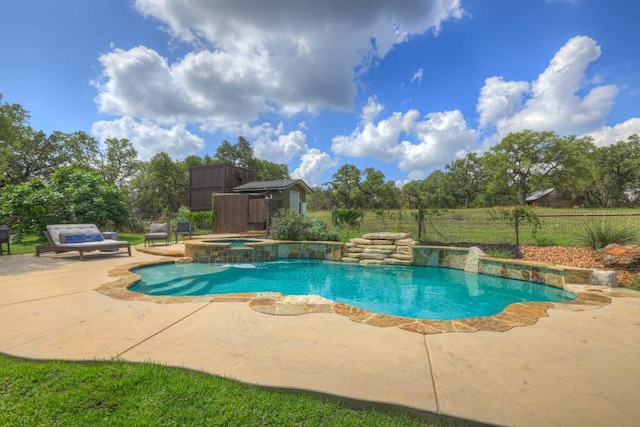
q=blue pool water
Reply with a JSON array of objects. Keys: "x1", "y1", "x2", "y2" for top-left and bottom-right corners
[{"x1": 129, "y1": 259, "x2": 575, "y2": 320}]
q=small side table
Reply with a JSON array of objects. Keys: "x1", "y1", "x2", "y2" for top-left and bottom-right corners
[{"x1": 0, "y1": 225, "x2": 10, "y2": 255}]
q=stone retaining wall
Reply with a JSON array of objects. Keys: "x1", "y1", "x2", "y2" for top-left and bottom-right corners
[
  {"x1": 413, "y1": 245, "x2": 617, "y2": 288},
  {"x1": 184, "y1": 240, "x2": 343, "y2": 264}
]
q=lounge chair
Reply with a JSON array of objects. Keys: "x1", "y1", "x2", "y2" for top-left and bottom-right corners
[
  {"x1": 174, "y1": 220, "x2": 192, "y2": 243},
  {"x1": 144, "y1": 222, "x2": 170, "y2": 246},
  {"x1": 36, "y1": 224, "x2": 131, "y2": 260}
]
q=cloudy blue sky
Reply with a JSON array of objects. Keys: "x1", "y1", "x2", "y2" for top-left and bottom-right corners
[{"x1": 2, "y1": 0, "x2": 639, "y2": 186}]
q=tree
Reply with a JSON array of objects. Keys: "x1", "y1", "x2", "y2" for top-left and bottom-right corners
[
  {"x1": 402, "y1": 179, "x2": 430, "y2": 209},
  {"x1": 359, "y1": 167, "x2": 401, "y2": 209},
  {"x1": 128, "y1": 153, "x2": 188, "y2": 220},
  {"x1": 214, "y1": 136, "x2": 290, "y2": 180},
  {"x1": 96, "y1": 138, "x2": 140, "y2": 186},
  {"x1": 1, "y1": 125, "x2": 99, "y2": 187},
  {"x1": 215, "y1": 136, "x2": 254, "y2": 168},
  {"x1": 253, "y1": 158, "x2": 290, "y2": 181},
  {"x1": 403, "y1": 171, "x2": 455, "y2": 209},
  {"x1": 306, "y1": 186, "x2": 335, "y2": 211},
  {"x1": 0, "y1": 166, "x2": 128, "y2": 239},
  {"x1": 484, "y1": 130, "x2": 569, "y2": 206},
  {"x1": 445, "y1": 153, "x2": 487, "y2": 208},
  {"x1": 543, "y1": 134, "x2": 596, "y2": 201},
  {"x1": 328, "y1": 164, "x2": 362, "y2": 208},
  {"x1": 0, "y1": 94, "x2": 31, "y2": 185},
  {"x1": 587, "y1": 135, "x2": 640, "y2": 207}
]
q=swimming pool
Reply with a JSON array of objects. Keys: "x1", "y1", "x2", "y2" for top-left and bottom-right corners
[{"x1": 129, "y1": 259, "x2": 575, "y2": 320}]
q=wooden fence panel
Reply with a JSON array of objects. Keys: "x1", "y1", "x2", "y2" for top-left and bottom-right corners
[
  {"x1": 213, "y1": 194, "x2": 249, "y2": 233},
  {"x1": 248, "y1": 198, "x2": 267, "y2": 223}
]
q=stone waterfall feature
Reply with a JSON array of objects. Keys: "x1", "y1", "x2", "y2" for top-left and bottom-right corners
[{"x1": 341, "y1": 232, "x2": 416, "y2": 265}]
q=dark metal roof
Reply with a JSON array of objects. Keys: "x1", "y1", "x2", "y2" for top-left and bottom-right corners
[
  {"x1": 233, "y1": 179, "x2": 312, "y2": 193},
  {"x1": 526, "y1": 188, "x2": 555, "y2": 202}
]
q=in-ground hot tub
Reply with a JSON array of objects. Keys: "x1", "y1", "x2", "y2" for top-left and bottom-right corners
[{"x1": 202, "y1": 238, "x2": 262, "y2": 247}]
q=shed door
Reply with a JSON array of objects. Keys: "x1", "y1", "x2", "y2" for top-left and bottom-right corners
[{"x1": 289, "y1": 191, "x2": 300, "y2": 214}]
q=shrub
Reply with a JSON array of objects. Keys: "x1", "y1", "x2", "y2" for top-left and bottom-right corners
[
  {"x1": 331, "y1": 208, "x2": 365, "y2": 229},
  {"x1": 485, "y1": 247, "x2": 513, "y2": 259},
  {"x1": 579, "y1": 217, "x2": 637, "y2": 250},
  {"x1": 175, "y1": 206, "x2": 213, "y2": 232},
  {"x1": 269, "y1": 209, "x2": 338, "y2": 241},
  {"x1": 0, "y1": 166, "x2": 128, "y2": 240}
]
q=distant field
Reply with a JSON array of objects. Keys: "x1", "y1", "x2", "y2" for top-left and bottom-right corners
[{"x1": 309, "y1": 208, "x2": 640, "y2": 247}]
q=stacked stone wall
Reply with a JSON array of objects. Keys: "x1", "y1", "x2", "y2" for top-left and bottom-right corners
[{"x1": 342, "y1": 232, "x2": 415, "y2": 265}]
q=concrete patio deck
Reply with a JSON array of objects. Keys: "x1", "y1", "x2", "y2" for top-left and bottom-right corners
[{"x1": 1, "y1": 247, "x2": 639, "y2": 426}]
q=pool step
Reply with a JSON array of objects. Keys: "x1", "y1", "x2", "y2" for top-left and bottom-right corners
[{"x1": 147, "y1": 277, "x2": 210, "y2": 295}]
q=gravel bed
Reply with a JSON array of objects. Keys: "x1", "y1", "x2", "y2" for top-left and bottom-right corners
[{"x1": 519, "y1": 245, "x2": 640, "y2": 285}]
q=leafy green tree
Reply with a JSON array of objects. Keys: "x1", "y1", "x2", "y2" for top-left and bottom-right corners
[
  {"x1": 445, "y1": 153, "x2": 487, "y2": 208},
  {"x1": 360, "y1": 167, "x2": 401, "y2": 209},
  {"x1": 542, "y1": 135, "x2": 596, "y2": 201},
  {"x1": 403, "y1": 171, "x2": 455, "y2": 209},
  {"x1": 0, "y1": 94, "x2": 99, "y2": 187},
  {"x1": 214, "y1": 136, "x2": 289, "y2": 180},
  {"x1": 253, "y1": 158, "x2": 290, "y2": 181},
  {"x1": 587, "y1": 135, "x2": 640, "y2": 207},
  {"x1": 483, "y1": 130, "x2": 587, "y2": 206},
  {"x1": 129, "y1": 153, "x2": 188, "y2": 220},
  {"x1": 96, "y1": 138, "x2": 140, "y2": 186},
  {"x1": 306, "y1": 186, "x2": 335, "y2": 211},
  {"x1": 328, "y1": 164, "x2": 362, "y2": 208},
  {"x1": 215, "y1": 136, "x2": 254, "y2": 168},
  {"x1": 0, "y1": 166, "x2": 128, "y2": 239},
  {"x1": 0, "y1": 94, "x2": 31, "y2": 184},
  {"x1": 402, "y1": 179, "x2": 430, "y2": 209}
]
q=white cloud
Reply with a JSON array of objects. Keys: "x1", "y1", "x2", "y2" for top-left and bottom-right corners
[
  {"x1": 233, "y1": 121, "x2": 335, "y2": 186},
  {"x1": 411, "y1": 68, "x2": 424, "y2": 85},
  {"x1": 361, "y1": 96, "x2": 385, "y2": 124},
  {"x1": 249, "y1": 122, "x2": 309, "y2": 164},
  {"x1": 91, "y1": 116, "x2": 204, "y2": 160},
  {"x1": 477, "y1": 36, "x2": 618, "y2": 138},
  {"x1": 398, "y1": 110, "x2": 476, "y2": 172},
  {"x1": 332, "y1": 102, "x2": 419, "y2": 159},
  {"x1": 94, "y1": 1, "x2": 463, "y2": 134},
  {"x1": 291, "y1": 149, "x2": 337, "y2": 187},
  {"x1": 586, "y1": 118, "x2": 640, "y2": 146},
  {"x1": 332, "y1": 99, "x2": 475, "y2": 176},
  {"x1": 477, "y1": 76, "x2": 529, "y2": 130}
]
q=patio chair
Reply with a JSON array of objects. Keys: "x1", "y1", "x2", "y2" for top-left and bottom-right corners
[
  {"x1": 144, "y1": 222, "x2": 170, "y2": 246},
  {"x1": 174, "y1": 220, "x2": 192, "y2": 243}
]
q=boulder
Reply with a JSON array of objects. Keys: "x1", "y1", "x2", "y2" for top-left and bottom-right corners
[
  {"x1": 590, "y1": 270, "x2": 619, "y2": 287},
  {"x1": 350, "y1": 238, "x2": 373, "y2": 245},
  {"x1": 598, "y1": 244, "x2": 640, "y2": 270},
  {"x1": 360, "y1": 259, "x2": 385, "y2": 265},
  {"x1": 395, "y1": 238, "x2": 416, "y2": 246},
  {"x1": 362, "y1": 232, "x2": 411, "y2": 240},
  {"x1": 372, "y1": 239, "x2": 394, "y2": 245}
]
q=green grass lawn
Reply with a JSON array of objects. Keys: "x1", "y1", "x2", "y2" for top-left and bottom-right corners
[
  {"x1": 5, "y1": 208, "x2": 640, "y2": 254},
  {"x1": 0, "y1": 354, "x2": 436, "y2": 426}
]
